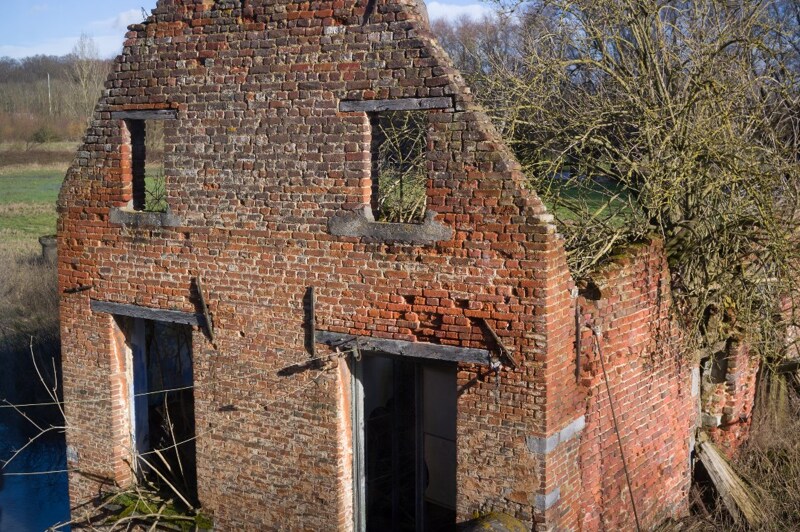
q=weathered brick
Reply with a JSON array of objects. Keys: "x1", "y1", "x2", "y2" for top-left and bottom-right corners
[{"x1": 57, "y1": 1, "x2": 710, "y2": 530}]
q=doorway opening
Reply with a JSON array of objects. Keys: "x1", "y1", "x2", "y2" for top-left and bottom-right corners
[
  {"x1": 352, "y1": 353, "x2": 457, "y2": 531},
  {"x1": 118, "y1": 316, "x2": 197, "y2": 504}
]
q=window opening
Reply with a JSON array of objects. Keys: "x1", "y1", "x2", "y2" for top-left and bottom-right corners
[
  {"x1": 352, "y1": 353, "x2": 456, "y2": 531},
  {"x1": 126, "y1": 119, "x2": 167, "y2": 212},
  {"x1": 370, "y1": 111, "x2": 427, "y2": 223},
  {"x1": 122, "y1": 317, "x2": 197, "y2": 505}
]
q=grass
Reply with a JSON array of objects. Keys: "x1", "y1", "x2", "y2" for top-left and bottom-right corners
[
  {"x1": 0, "y1": 141, "x2": 77, "y2": 168},
  {"x1": 537, "y1": 177, "x2": 636, "y2": 227},
  {"x1": 0, "y1": 167, "x2": 64, "y2": 204},
  {"x1": 0, "y1": 151, "x2": 68, "y2": 254},
  {"x1": 0, "y1": 144, "x2": 65, "y2": 419},
  {"x1": 0, "y1": 203, "x2": 57, "y2": 242}
]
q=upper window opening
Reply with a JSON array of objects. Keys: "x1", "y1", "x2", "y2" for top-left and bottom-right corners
[
  {"x1": 126, "y1": 119, "x2": 167, "y2": 213},
  {"x1": 370, "y1": 110, "x2": 427, "y2": 223}
]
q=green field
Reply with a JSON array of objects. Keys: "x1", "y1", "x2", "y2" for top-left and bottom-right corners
[
  {"x1": 539, "y1": 178, "x2": 636, "y2": 227},
  {"x1": 0, "y1": 165, "x2": 66, "y2": 254}
]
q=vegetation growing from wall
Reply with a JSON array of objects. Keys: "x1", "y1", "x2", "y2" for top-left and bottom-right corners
[{"x1": 434, "y1": 0, "x2": 800, "y2": 359}]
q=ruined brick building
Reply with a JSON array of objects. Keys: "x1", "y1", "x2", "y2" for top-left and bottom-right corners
[{"x1": 57, "y1": 0, "x2": 758, "y2": 529}]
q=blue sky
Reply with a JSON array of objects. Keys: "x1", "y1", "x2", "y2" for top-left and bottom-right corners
[{"x1": 0, "y1": 0, "x2": 491, "y2": 60}]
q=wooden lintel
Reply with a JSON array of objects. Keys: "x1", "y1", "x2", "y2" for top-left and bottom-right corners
[
  {"x1": 315, "y1": 330, "x2": 490, "y2": 366},
  {"x1": 339, "y1": 97, "x2": 453, "y2": 113},
  {"x1": 110, "y1": 109, "x2": 178, "y2": 120},
  {"x1": 90, "y1": 300, "x2": 203, "y2": 326}
]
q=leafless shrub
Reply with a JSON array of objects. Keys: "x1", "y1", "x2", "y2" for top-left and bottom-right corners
[
  {"x1": 0, "y1": 252, "x2": 59, "y2": 345},
  {"x1": 65, "y1": 34, "x2": 111, "y2": 127},
  {"x1": 435, "y1": 0, "x2": 800, "y2": 358},
  {"x1": 373, "y1": 111, "x2": 428, "y2": 223}
]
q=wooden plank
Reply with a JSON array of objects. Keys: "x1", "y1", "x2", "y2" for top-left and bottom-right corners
[
  {"x1": 480, "y1": 317, "x2": 520, "y2": 368},
  {"x1": 339, "y1": 97, "x2": 453, "y2": 113},
  {"x1": 696, "y1": 433, "x2": 764, "y2": 527},
  {"x1": 90, "y1": 300, "x2": 203, "y2": 326},
  {"x1": 315, "y1": 330, "x2": 490, "y2": 365},
  {"x1": 110, "y1": 109, "x2": 178, "y2": 120},
  {"x1": 195, "y1": 276, "x2": 214, "y2": 342},
  {"x1": 777, "y1": 359, "x2": 800, "y2": 374},
  {"x1": 575, "y1": 303, "x2": 582, "y2": 381},
  {"x1": 351, "y1": 357, "x2": 367, "y2": 531},
  {"x1": 306, "y1": 286, "x2": 316, "y2": 357}
]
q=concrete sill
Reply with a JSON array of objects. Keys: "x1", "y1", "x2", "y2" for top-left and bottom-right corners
[
  {"x1": 109, "y1": 206, "x2": 181, "y2": 228},
  {"x1": 328, "y1": 208, "x2": 452, "y2": 245}
]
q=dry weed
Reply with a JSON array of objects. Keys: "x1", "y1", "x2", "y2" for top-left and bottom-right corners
[{"x1": 0, "y1": 251, "x2": 59, "y2": 349}]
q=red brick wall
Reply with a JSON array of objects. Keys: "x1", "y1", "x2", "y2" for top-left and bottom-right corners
[
  {"x1": 58, "y1": 0, "x2": 572, "y2": 528},
  {"x1": 575, "y1": 240, "x2": 695, "y2": 530},
  {"x1": 701, "y1": 340, "x2": 759, "y2": 456},
  {"x1": 57, "y1": 0, "x2": 705, "y2": 529}
]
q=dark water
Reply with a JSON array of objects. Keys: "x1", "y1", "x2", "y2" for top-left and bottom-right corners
[{"x1": 0, "y1": 411, "x2": 70, "y2": 531}]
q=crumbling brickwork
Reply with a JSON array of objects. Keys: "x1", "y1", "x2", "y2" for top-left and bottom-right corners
[
  {"x1": 576, "y1": 240, "x2": 695, "y2": 529},
  {"x1": 701, "y1": 340, "x2": 760, "y2": 456},
  {"x1": 58, "y1": 0, "x2": 706, "y2": 530}
]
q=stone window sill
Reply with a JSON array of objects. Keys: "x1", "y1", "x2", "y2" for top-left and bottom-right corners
[
  {"x1": 328, "y1": 208, "x2": 452, "y2": 245},
  {"x1": 109, "y1": 206, "x2": 181, "y2": 228}
]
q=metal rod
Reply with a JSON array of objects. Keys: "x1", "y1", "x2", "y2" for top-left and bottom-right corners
[
  {"x1": 575, "y1": 303, "x2": 582, "y2": 382},
  {"x1": 592, "y1": 326, "x2": 642, "y2": 532}
]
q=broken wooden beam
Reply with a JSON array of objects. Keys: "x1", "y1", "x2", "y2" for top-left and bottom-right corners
[
  {"x1": 479, "y1": 318, "x2": 520, "y2": 368},
  {"x1": 304, "y1": 286, "x2": 316, "y2": 358},
  {"x1": 777, "y1": 359, "x2": 800, "y2": 374},
  {"x1": 696, "y1": 432, "x2": 764, "y2": 528},
  {"x1": 195, "y1": 276, "x2": 215, "y2": 343}
]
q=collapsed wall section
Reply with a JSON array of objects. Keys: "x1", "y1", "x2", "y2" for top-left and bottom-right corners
[{"x1": 700, "y1": 340, "x2": 759, "y2": 455}]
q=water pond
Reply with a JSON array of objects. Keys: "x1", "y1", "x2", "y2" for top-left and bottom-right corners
[{"x1": 0, "y1": 410, "x2": 70, "y2": 531}]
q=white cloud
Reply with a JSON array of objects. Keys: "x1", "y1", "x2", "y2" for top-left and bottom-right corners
[
  {"x1": 0, "y1": 9, "x2": 147, "y2": 59},
  {"x1": 0, "y1": 34, "x2": 126, "y2": 60},
  {"x1": 425, "y1": 1, "x2": 493, "y2": 21},
  {"x1": 0, "y1": 37, "x2": 78, "y2": 59},
  {"x1": 30, "y1": 4, "x2": 49, "y2": 13},
  {"x1": 88, "y1": 9, "x2": 145, "y2": 33}
]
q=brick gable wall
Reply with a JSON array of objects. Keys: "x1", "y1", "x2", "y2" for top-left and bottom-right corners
[{"x1": 57, "y1": 0, "x2": 705, "y2": 529}]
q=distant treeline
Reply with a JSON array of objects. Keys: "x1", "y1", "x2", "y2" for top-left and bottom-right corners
[{"x1": 0, "y1": 40, "x2": 113, "y2": 143}]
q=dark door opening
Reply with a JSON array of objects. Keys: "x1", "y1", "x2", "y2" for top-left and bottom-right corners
[
  {"x1": 120, "y1": 317, "x2": 197, "y2": 504},
  {"x1": 354, "y1": 353, "x2": 456, "y2": 531}
]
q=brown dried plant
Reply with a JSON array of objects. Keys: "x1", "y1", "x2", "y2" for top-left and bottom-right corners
[{"x1": 435, "y1": 0, "x2": 800, "y2": 358}]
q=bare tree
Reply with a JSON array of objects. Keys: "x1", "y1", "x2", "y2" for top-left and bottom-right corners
[
  {"x1": 435, "y1": 1, "x2": 800, "y2": 357},
  {"x1": 66, "y1": 34, "x2": 109, "y2": 125}
]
